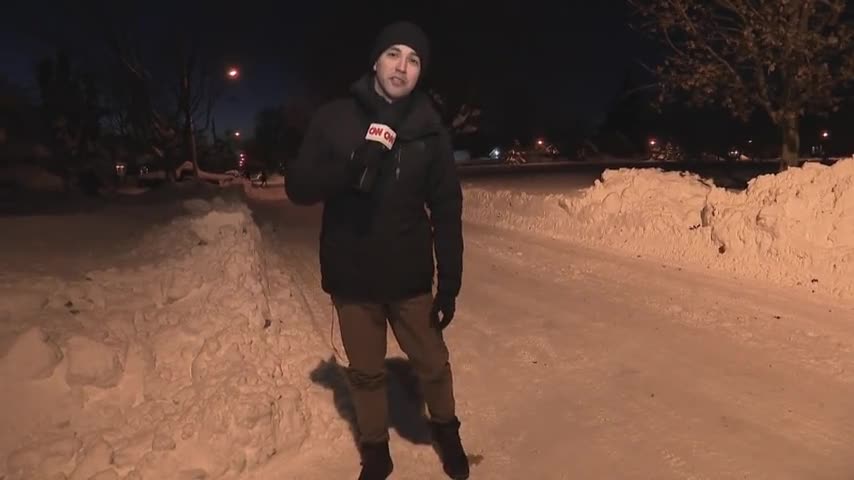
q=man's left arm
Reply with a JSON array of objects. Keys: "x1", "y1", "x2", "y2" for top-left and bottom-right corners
[{"x1": 426, "y1": 130, "x2": 464, "y2": 300}]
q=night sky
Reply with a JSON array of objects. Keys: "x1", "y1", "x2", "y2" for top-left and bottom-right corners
[{"x1": 1, "y1": 1, "x2": 654, "y2": 139}]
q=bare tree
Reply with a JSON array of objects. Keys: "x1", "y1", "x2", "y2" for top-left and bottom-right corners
[
  {"x1": 35, "y1": 51, "x2": 106, "y2": 170},
  {"x1": 429, "y1": 90, "x2": 481, "y2": 139},
  {"x1": 84, "y1": 0, "x2": 233, "y2": 177},
  {"x1": 631, "y1": 0, "x2": 854, "y2": 169},
  {"x1": 177, "y1": 40, "x2": 204, "y2": 176}
]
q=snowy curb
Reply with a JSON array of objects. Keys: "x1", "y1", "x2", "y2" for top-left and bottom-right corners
[
  {"x1": 0, "y1": 193, "x2": 316, "y2": 480},
  {"x1": 463, "y1": 159, "x2": 854, "y2": 301}
]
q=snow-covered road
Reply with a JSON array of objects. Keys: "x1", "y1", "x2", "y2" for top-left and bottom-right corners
[{"x1": 248, "y1": 194, "x2": 854, "y2": 480}]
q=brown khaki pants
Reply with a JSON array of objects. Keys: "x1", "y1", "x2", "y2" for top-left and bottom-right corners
[{"x1": 333, "y1": 293, "x2": 456, "y2": 444}]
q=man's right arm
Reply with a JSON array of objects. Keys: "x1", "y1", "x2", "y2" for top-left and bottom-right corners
[{"x1": 284, "y1": 106, "x2": 352, "y2": 205}]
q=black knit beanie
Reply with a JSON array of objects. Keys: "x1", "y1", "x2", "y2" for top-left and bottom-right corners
[{"x1": 370, "y1": 21, "x2": 430, "y2": 71}]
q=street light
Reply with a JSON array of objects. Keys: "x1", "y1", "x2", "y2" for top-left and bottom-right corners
[
  {"x1": 227, "y1": 67, "x2": 240, "y2": 79},
  {"x1": 821, "y1": 130, "x2": 830, "y2": 139},
  {"x1": 234, "y1": 130, "x2": 241, "y2": 137}
]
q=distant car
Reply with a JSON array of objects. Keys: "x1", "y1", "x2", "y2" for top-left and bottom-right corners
[{"x1": 493, "y1": 139, "x2": 562, "y2": 164}]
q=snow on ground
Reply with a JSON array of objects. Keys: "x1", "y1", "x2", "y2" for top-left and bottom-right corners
[
  {"x1": 242, "y1": 174, "x2": 286, "y2": 203},
  {"x1": 247, "y1": 183, "x2": 854, "y2": 479},
  {"x1": 464, "y1": 159, "x2": 854, "y2": 301},
  {"x1": 3, "y1": 158, "x2": 854, "y2": 479},
  {"x1": 0, "y1": 164, "x2": 65, "y2": 192},
  {"x1": 0, "y1": 186, "x2": 340, "y2": 480}
]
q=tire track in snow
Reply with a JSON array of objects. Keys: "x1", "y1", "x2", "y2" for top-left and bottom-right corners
[{"x1": 461, "y1": 222, "x2": 854, "y2": 479}]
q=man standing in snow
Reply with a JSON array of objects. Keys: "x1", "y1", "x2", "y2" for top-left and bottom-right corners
[{"x1": 285, "y1": 21, "x2": 469, "y2": 480}]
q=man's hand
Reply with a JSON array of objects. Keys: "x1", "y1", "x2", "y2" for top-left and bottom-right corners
[
  {"x1": 431, "y1": 293, "x2": 456, "y2": 330},
  {"x1": 349, "y1": 141, "x2": 392, "y2": 192},
  {"x1": 349, "y1": 141, "x2": 387, "y2": 174}
]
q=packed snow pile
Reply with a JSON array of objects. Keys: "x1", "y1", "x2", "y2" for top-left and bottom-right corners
[
  {"x1": 0, "y1": 164, "x2": 65, "y2": 192},
  {"x1": 0, "y1": 196, "x2": 321, "y2": 479},
  {"x1": 464, "y1": 159, "x2": 854, "y2": 300}
]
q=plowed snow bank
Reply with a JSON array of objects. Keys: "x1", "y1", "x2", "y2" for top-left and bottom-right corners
[
  {"x1": 464, "y1": 159, "x2": 854, "y2": 300},
  {"x1": 0, "y1": 197, "x2": 318, "y2": 479}
]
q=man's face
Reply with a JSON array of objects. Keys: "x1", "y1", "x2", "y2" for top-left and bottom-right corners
[{"x1": 373, "y1": 44, "x2": 421, "y2": 102}]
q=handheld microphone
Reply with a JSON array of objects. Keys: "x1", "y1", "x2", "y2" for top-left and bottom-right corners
[
  {"x1": 365, "y1": 123, "x2": 397, "y2": 149},
  {"x1": 355, "y1": 123, "x2": 397, "y2": 192}
]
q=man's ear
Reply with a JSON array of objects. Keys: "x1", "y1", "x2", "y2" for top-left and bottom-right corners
[{"x1": 373, "y1": 61, "x2": 377, "y2": 72}]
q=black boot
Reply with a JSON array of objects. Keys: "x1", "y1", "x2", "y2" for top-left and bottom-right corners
[
  {"x1": 358, "y1": 441, "x2": 393, "y2": 480},
  {"x1": 430, "y1": 417, "x2": 470, "y2": 479}
]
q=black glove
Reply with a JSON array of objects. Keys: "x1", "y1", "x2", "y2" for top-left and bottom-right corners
[
  {"x1": 349, "y1": 141, "x2": 390, "y2": 192},
  {"x1": 431, "y1": 293, "x2": 456, "y2": 330}
]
